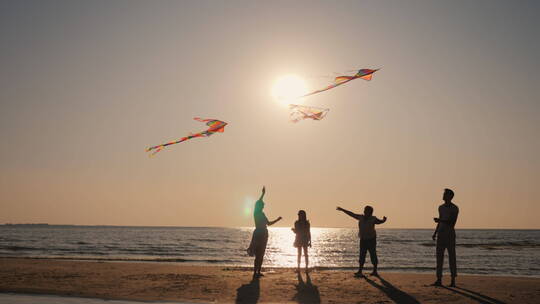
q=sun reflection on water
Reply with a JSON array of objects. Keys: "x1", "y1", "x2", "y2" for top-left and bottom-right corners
[{"x1": 264, "y1": 227, "x2": 351, "y2": 268}]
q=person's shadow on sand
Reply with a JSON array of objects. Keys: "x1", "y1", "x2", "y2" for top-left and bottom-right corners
[
  {"x1": 364, "y1": 275, "x2": 420, "y2": 304},
  {"x1": 441, "y1": 286, "x2": 507, "y2": 304},
  {"x1": 236, "y1": 277, "x2": 260, "y2": 304},
  {"x1": 293, "y1": 272, "x2": 321, "y2": 304}
]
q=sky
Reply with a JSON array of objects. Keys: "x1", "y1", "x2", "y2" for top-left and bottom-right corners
[{"x1": 1, "y1": 0, "x2": 539, "y2": 229}]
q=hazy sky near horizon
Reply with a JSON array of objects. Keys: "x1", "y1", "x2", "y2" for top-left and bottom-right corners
[{"x1": 1, "y1": 0, "x2": 539, "y2": 229}]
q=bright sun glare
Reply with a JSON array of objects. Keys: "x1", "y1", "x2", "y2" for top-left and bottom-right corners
[{"x1": 271, "y1": 74, "x2": 308, "y2": 105}]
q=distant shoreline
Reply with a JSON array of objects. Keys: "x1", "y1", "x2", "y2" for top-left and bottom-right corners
[
  {"x1": 2, "y1": 224, "x2": 539, "y2": 230},
  {"x1": 2, "y1": 223, "x2": 50, "y2": 226}
]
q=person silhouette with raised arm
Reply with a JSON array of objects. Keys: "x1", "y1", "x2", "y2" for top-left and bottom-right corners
[
  {"x1": 246, "y1": 186, "x2": 282, "y2": 278},
  {"x1": 337, "y1": 205, "x2": 387, "y2": 277},
  {"x1": 432, "y1": 188, "x2": 459, "y2": 287}
]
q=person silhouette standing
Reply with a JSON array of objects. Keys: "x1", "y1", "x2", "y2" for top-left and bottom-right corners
[
  {"x1": 432, "y1": 188, "x2": 459, "y2": 287},
  {"x1": 337, "y1": 205, "x2": 387, "y2": 277},
  {"x1": 247, "y1": 186, "x2": 282, "y2": 278},
  {"x1": 292, "y1": 210, "x2": 311, "y2": 272}
]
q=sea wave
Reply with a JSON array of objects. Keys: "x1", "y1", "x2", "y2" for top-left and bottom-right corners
[
  {"x1": 420, "y1": 241, "x2": 540, "y2": 249},
  {"x1": 0, "y1": 256, "x2": 240, "y2": 264},
  {"x1": 1, "y1": 226, "x2": 539, "y2": 277},
  {"x1": 1, "y1": 245, "x2": 42, "y2": 251}
]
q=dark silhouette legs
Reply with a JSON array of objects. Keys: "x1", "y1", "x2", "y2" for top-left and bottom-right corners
[
  {"x1": 435, "y1": 240, "x2": 457, "y2": 286},
  {"x1": 358, "y1": 238, "x2": 378, "y2": 276},
  {"x1": 254, "y1": 248, "x2": 265, "y2": 277},
  {"x1": 252, "y1": 230, "x2": 268, "y2": 277},
  {"x1": 297, "y1": 246, "x2": 309, "y2": 271},
  {"x1": 435, "y1": 244, "x2": 444, "y2": 280}
]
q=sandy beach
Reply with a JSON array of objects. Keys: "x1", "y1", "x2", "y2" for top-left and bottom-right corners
[{"x1": 0, "y1": 258, "x2": 538, "y2": 303}]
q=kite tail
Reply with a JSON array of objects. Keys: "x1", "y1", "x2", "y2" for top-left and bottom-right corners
[
  {"x1": 151, "y1": 146, "x2": 164, "y2": 156},
  {"x1": 146, "y1": 136, "x2": 191, "y2": 157},
  {"x1": 146, "y1": 145, "x2": 164, "y2": 157}
]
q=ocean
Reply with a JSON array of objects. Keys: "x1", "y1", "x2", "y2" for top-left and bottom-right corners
[{"x1": 1, "y1": 226, "x2": 539, "y2": 277}]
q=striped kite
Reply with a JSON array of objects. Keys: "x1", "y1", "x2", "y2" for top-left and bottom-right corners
[
  {"x1": 301, "y1": 69, "x2": 379, "y2": 98},
  {"x1": 146, "y1": 117, "x2": 227, "y2": 156},
  {"x1": 289, "y1": 104, "x2": 329, "y2": 123}
]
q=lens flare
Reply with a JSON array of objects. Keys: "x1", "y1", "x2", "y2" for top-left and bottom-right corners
[{"x1": 243, "y1": 196, "x2": 254, "y2": 217}]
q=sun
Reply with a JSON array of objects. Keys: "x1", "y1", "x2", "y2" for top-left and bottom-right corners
[{"x1": 271, "y1": 74, "x2": 308, "y2": 105}]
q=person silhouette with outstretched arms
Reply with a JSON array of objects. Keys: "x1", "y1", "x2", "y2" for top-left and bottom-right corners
[{"x1": 337, "y1": 205, "x2": 387, "y2": 277}]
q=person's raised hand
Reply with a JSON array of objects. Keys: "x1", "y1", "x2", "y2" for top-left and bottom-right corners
[
  {"x1": 262, "y1": 186, "x2": 266, "y2": 195},
  {"x1": 383, "y1": 216, "x2": 387, "y2": 221},
  {"x1": 336, "y1": 206, "x2": 343, "y2": 211}
]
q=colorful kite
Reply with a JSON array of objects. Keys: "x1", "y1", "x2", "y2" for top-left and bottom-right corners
[
  {"x1": 301, "y1": 69, "x2": 379, "y2": 98},
  {"x1": 289, "y1": 104, "x2": 330, "y2": 123},
  {"x1": 146, "y1": 117, "x2": 227, "y2": 156}
]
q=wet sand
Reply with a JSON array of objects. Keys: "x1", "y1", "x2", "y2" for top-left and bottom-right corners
[{"x1": 1, "y1": 258, "x2": 538, "y2": 303}]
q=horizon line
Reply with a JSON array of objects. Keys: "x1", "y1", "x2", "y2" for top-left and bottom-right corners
[{"x1": 1, "y1": 223, "x2": 539, "y2": 230}]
